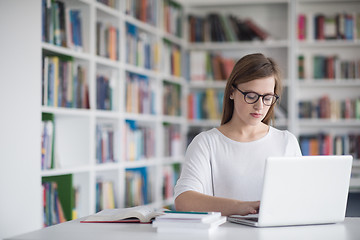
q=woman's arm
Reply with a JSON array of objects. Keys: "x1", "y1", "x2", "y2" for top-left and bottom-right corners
[{"x1": 175, "y1": 190, "x2": 260, "y2": 216}]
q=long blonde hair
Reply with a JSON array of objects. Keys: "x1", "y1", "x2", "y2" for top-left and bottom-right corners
[{"x1": 221, "y1": 53, "x2": 282, "y2": 125}]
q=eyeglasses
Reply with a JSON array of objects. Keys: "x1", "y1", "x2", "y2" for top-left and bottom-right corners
[{"x1": 232, "y1": 84, "x2": 279, "y2": 106}]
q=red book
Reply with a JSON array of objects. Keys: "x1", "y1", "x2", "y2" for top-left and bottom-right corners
[{"x1": 298, "y1": 14, "x2": 307, "y2": 40}]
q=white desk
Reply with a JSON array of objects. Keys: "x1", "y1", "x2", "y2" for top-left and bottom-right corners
[{"x1": 7, "y1": 218, "x2": 360, "y2": 240}]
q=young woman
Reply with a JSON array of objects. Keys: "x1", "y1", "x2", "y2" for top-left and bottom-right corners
[{"x1": 174, "y1": 53, "x2": 302, "y2": 216}]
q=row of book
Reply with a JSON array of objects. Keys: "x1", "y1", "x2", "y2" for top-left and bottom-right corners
[
  {"x1": 298, "y1": 55, "x2": 360, "y2": 79},
  {"x1": 42, "y1": 0, "x2": 83, "y2": 51},
  {"x1": 125, "y1": 0, "x2": 157, "y2": 26},
  {"x1": 125, "y1": 72, "x2": 156, "y2": 115},
  {"x1": 190, "y1": 51, "x2": 235, "y2": 81},
  {"x1": 300, "y1": 133, "x2": 360, "y2": 158},
  {"x1": 96, "y1": 22, "x2": 119, "y2": 61},
  {"x1": 162, "y1": 164, "x2": 180, "y2": 200},
  {"x1": 188, "y1": 13, "x2": 269, "y2": 42},
  {"x1": 97, "y1": 0, "x2": 117, "y2": 9},
  {"x1": 43, "y1": 182, "x2": 66, "y2": 226},
  {"x1": 42, "y1": 174, "x2": 77, "y2": 226},
  {"x1": 41, "y1": 113, "x2": 55, "y2": 170},
  {"x1": 125, "y1": 167, "x2": 151, "y2": 207},
  {"x1": 163, "y1": 124, "x2": 182, "y2": 157},
  {"x1": 163, "y1": 40, "x2": 182, "y2": 77},
  {"x1": 298, "y1": 12, "x2": 360, "y2": 40},
  {"x1": 96, "y1": 123, "x2": 118, "y2": 164},
  {"x1": 298, "y1": 95, "x2": 360, "y2": 119},
  {"x1": 188, "y1": 89, "x2": 224, "y2": 120},
  {"x1": 96, "y1": 74, "x2": 114, "y2": 110},
  {"x1": 126, "y1": 23, "x2": 159, "y2": 70},
  {"x1": 163, "y1": 0, "x2": 183, "y2": 38},
  {"x1": 42, "y1": 55, "x2": 89, "y2": 109},
  {"x1": 163, "y1": 82, "x2": 182, "y2": 116},
  {"x1": 96, "y1": 180, "x2": 116, "y2": 212},
  {"x1": 124, "y1": 120, "x2": 156, "y2": 161}
]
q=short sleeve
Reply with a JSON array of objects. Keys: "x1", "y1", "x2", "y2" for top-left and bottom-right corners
[{"x1": 173, "y1": 133, "x2": 213, "y2": 200}]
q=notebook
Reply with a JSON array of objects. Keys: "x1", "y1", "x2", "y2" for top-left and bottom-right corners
[{"x1": 227, "y1": 155, "x2": 353, "y2": 227}]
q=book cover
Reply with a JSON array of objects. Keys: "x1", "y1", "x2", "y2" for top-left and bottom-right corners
[
  {"x1": 81, "y1": 206, "x2": 165, "y2": 224},
  {"x1": 42, "y1": 174, "x2": 73, "y2": 223}
]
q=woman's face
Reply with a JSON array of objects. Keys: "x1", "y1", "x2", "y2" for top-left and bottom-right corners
[{"x1": 230, "y1": 76, "x2": 276, "y2": 126}]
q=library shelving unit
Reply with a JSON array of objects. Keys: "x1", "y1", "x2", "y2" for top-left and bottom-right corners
[
  {"x1": 181, "y1": 0, "x2": 360, "y2": 192},
  {"x1": 38, "y1": 0, "x2": 360, "y2": 228},
  {"x1": 294, "y1": 0, "x2": 360, "y2": 191},
  {"x1": 183, "y1": 0, "x2": 291, "y2": 142},
  {"x1": 40, "y1": 0, "x2": 186, "y2": 225}
]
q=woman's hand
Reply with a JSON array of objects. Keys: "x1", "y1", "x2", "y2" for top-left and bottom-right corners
[{"x1": 175, "y1": 191, "x2": 260, "y2": 216}]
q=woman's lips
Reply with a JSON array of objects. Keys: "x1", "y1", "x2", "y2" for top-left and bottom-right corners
[{"x1": 250, "y1": 113, "x2": 262, "y2": 118}]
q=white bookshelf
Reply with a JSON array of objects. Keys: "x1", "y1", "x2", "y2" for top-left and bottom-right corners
[
  {"x1": 39, "y1": 0, "x2": 187, "y2": 221},
  {"x1": 1, "y1": 1, "x2": 360, "y2": 237},
  {"x1": 294, "y1": 0, "x2": 360, "y2": 191},
  {"x1": 181, "y1": 0, "x2": 360, "y2": 192}
]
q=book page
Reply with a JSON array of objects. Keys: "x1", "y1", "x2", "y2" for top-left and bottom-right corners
[{"x1": 81, "y1": 206, "x2": 164, "y2": 223}]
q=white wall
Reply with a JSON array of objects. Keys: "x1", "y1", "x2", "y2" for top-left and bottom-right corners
[{"x1": 0, "y1": 0, "x2": 42, "y2": 239}]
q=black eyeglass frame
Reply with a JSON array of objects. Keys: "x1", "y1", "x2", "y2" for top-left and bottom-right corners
[{"x1": 232, "y1": 84, "x2": 279, "y2": 106}]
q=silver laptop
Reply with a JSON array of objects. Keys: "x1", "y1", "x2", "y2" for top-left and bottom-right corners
[{"x1": 228, "y1": 155, "x2": 353, "y2": 227}]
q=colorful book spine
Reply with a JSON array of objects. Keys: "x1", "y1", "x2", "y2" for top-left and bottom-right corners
[
  {"x1": 125, "y1": 0, "x2": 157, "y2": 26},
  {"x1": 299, "y1": 54, "x2": 360, "y2": 80},
  {"x1": 308, "y1": 12, "x2": 357, "y2": 40},
  {"x1": 299, "y1": 134, "x2": 360, "y2": 158},
  {"x1": 298, "y1": 96, "x2": 360, "y2": 119},
  {"x1": 188, "y1": 13, "x2": 269, "y2": 42},
  {"x1": 298, "y1": 14, "x2": 307, "y2": 40},
  {"x1": 96, "y1": 123, "x2": 117, "y2": 164},
  {"x1": 188, "y1": 89, "x2": 224, "y2": 120},
  {"x1": 163, "y1": 40, "x2": 182, "y2": 77},
  {"x1": 125, "y1": 72, "x2": 155, "y2": 115},
  {"x1": 189, "y1": 51, "x2": 235, "y2": 81},
  {"x1": 42, "y1": 54, "x2": 89, "y2": 109},
  {"x1": 125, "y1": 167, "x2": 150, "y2": 207},
  {"x1": 163, "y1": 81, "x2": 181, "y2": 116},
  {"x1": 96, "y1": 0, "x2": 118, "y2": 9},
  {"x1": 96, "y1": 22, "x2": 119, "y2": 60},
  {"x1": 42, "y1": 0, "x2": 84, "y2": 50},
  {"x1": 163, "y1": 123, "x2": 182, "y2": 157},
  {"x1": 96, "y1": 74, "x2": 113, "y2": 110},
  {"x1": 162, "y1": 163, "x2": 181, "y2": 200},
  {"x1": 41, "y1": 113, "x2": 55, "y2": 170},
  {"x1": 124, "y1": 120, "x2": 156, "y2": 161},
  {"x1": 126, "y1": 23, "x2": 158, "y2": 70},
  {"x1": 95, "y1": 180, "x2": 116, "y2": 212},
  {"x1": 42, "y1": 174, "x2": 74, "y2": 226},
  {"x1": 163, "y1": 0, "x2": 183, "y2": 37}
]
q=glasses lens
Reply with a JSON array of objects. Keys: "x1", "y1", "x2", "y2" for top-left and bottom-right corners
[
  {"x1": 245, "y1": 92, "x2": 259, "y2": 104},
  {"x1": 263, "y1": 95, "x2": 276, "y2": 106}
]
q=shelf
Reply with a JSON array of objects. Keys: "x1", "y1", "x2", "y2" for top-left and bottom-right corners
[
  {"x1": 298, "y1": 40, "x2": 360, "y2": 48},
  {"x1": 298, "y1": 80, "x2": 360, "y2": 87},
  {"x1": 94, "y1": 1, "x2": 121, "y2": 17},
  {"x1": 298, "y1": 119, "x2": 360, "y2": 127},
  {"x1": 187, "y1": 40, "x2": 289, "y2": 50},
  {"x1": 41, "y1": 106, "x2": 93, "y2": 117},
  {"x1": 188, "y1": 81, "x2": 227, "y2": 89},
  {"x1": 42, "y1": 42, "x2": 90, "y2": 60},
  {"x1": 123, "y1": 159, "x2": 158, "y2": 168},
  {"x1": 187, "y1": 119, "x2": 221, "y2": 127},
  {"x1": 41, "y1": 165, "x2": 91, "y2": 177}
]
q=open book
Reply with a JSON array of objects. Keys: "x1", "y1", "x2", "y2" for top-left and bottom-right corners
[{"x1": 80, "y1": 206, "x2": 165, "y2": 224}]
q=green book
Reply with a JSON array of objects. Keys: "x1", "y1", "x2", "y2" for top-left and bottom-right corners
[{"x1": 42, "y1": 174, "x2": 73, "y2": 221}]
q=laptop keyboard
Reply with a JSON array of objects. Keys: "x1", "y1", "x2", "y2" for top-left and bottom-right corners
[{"x1": 230, "y1": 216, "x2": 259, "y2": 222}]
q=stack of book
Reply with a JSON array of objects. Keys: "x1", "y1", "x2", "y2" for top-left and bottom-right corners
[{"x1": 152, "y1": 211, "x2": 226, "y2": 234}]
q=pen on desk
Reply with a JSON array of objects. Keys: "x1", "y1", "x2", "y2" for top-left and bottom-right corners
[{"x1": 164, "y1": 210, "x2": 215, "y2": 215}]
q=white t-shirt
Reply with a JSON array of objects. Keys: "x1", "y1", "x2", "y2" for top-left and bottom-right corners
[{"x1": 174, "y1": 127, "x2": 302, "y2": 201}]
